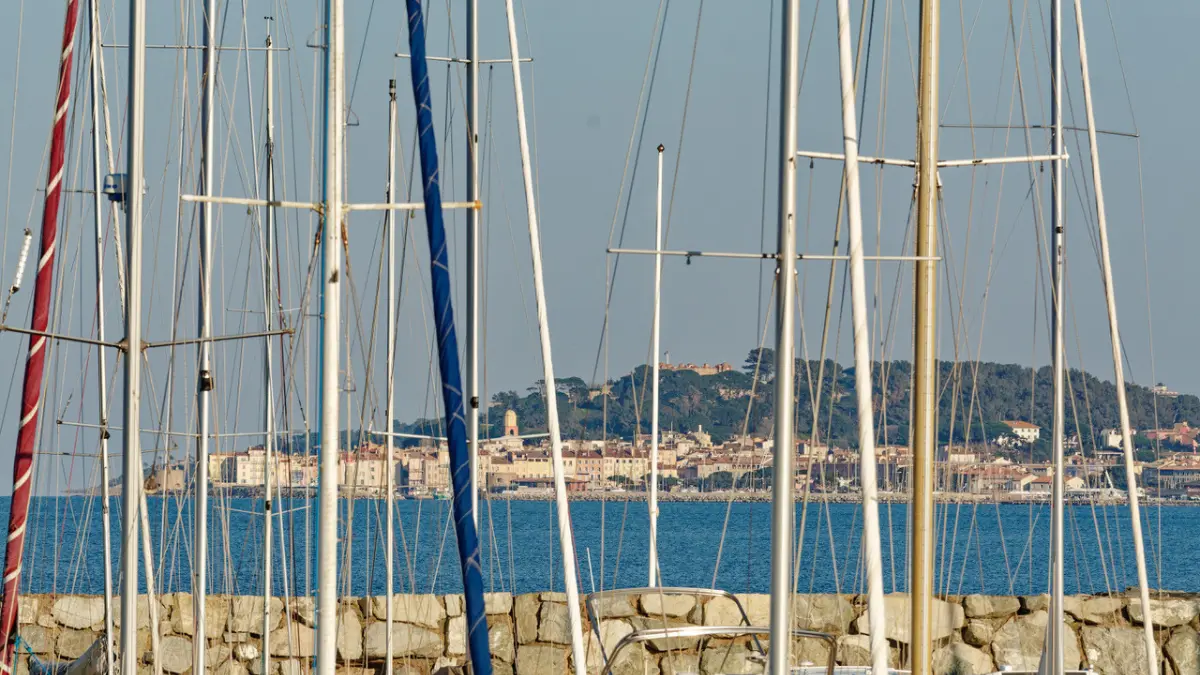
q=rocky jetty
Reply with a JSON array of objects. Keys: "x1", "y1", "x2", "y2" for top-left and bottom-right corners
[{"x1": 10, "y1": 591, "x2": 1197, "y2": 675}]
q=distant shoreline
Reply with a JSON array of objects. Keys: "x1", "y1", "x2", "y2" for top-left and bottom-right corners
[{"x1": 69, "y1": 486, "x2": 1193, "y2": 506}]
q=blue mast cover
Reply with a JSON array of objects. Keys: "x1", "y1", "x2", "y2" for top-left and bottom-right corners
[{"x1": 403, "y1": 2, "x2": 493, "y2": 674}]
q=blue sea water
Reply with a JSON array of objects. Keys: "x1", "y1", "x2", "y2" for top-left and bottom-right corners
[{"x1": 4, "y1": 496, "x2": 1190, "y2": 597}]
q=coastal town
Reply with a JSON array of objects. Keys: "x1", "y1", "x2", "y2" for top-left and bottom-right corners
[{"x1": 142, "y1": 403, "x2": 1200, "y2": 503}]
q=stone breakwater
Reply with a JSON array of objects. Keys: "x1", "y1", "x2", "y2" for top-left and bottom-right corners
[{"x1": 10, "y1": 591, "x2": 1200, "y2": 675}]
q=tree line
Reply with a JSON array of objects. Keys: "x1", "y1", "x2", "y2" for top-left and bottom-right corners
[{"x1": 381, "y1": 349, "x2": 1200, "y2": 461}]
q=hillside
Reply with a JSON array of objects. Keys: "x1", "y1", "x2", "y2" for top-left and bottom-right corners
[{"x1": 392, "y1": 349, "x2": 1200, "y2": 455}]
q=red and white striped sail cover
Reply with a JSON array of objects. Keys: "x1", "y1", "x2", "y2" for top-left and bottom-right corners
[{"x1": 0, "y1": 0, "x2": 81, "y2": 668}]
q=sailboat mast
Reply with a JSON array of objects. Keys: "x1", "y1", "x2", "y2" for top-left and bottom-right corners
[
  {"x1": 1073, "y1": 3, "x2": 1158, "y2": 672},
  {"x1": 769, "y1": 0, "x2": 800, "y2": 672},
  {"x1": 833, "y1": 0, "x2": 887, "y2": 670},
  {"x1": 401, "y1": 2, "x2": 493, "y2": 672},
  {"x1": 466, "y1": 0, "x2": 482, "y2": 528},
  {"x1": 0, "y1": 0, "x2": 82, "y2": 666},
  {"x1": 500, "y1": 1, "x2": 587, "y2": 670},
  {"x1": 648, "y1": 144, "x2": 663, "y2": 587},
  {"x1": 86, "y1": 0, "x2": 116, "y2": 670},
  {"x1": 1048, "y1": 0, "x2": 1066, "y2": 670},
  {"x1": 122, "y1": 0, "x2": 147, "y2": 671},
  {"x1": 193, "y1": 0, "x2": 218, "y2": 670},
  {"x1": 385, "y1": 77, "x2": 398, "y2": 675},
  {"x1": 910, "y1": 0, "x2": 941, "y2": 670},
  {"x1": 261, "y1": 25, "x2": 277, "y2": 675},
  {"x1": 317, "y1": 0, "x2": 346, "y2": 671}
]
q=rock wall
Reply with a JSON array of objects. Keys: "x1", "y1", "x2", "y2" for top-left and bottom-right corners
[{"x1": 10, "y1": 591, "x2": 1199, "y2": 675}]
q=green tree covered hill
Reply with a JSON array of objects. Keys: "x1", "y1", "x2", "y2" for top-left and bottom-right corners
[{"x1": 393, "y1": 349, "x2": 1200, "y2": 455}]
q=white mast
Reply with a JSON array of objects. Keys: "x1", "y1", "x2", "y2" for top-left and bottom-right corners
[
  {"x1": 910, "y1": 0, "x2": 941, "y2": 669},
  {"x1": 193, "y1": 0, "x2": 218, "y2": 670},
  {"x1": 261, "y1": 25, "x2": 277, "y2": 675},
  {"x1": 92, "y1": 7, "x2": 162, "y2": 670},
  {"x1": 86, "y1": 0, "x2": 115, "y2": 670},
  {"x1": 647, "y1": 143, "x2": 664, "y2": 587},
  {"x1": 316, "y1": 0, "x2": 345, "y2": 672},
  {"x1": 833, "y1": 0, "x2": 887, "y2": 670},
  {"x1": 385, "y1": 77, "x2": 398, "y2": 675},
  {"x1": 501, "y1": 2, "x2": 587, "y2": 672},
  {"x1": 1047, "y1": 0, "x2": 1066, "y2": 670},
  {"x1": 465, "y1": 0, "x2": 482, "y2": 528},
  {"x1": 769, "y1": 0, "x2": 800, "y2": 673},
  {"x1": 1072, "y1": 3, "x2": 1158, "y2": 673},
  {"x1": 138, "y1": 465, "x2": 163, "y2": 675},
  {"x1": 121, "y1": 0, "x2": 147, "y2": 671}
]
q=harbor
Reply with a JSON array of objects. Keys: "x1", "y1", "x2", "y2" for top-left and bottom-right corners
[{"x1": 0, "y1": 0, "x2": 1190, "y2": 672}]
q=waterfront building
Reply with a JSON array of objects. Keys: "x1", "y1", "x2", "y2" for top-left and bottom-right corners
[{"x1": 1002, "y1": 420, "x2": 1042, "y2": 443}]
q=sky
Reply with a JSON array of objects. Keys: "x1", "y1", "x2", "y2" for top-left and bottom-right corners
[{"x1": 0, "y1": 0, "x2": 1195, "y2": 491}]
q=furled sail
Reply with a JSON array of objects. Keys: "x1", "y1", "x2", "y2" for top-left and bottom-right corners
[
  {"x1": 0, "y1": 0, "x2": 83, "y2": 670},
  {"x1": 401, "y1": 1, "x2": 493, "y2": 674}
]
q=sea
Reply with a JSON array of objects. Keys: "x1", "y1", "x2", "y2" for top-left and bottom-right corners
[{"x1": 6, "y1": 496, "x2": 1191, "y2": 598}]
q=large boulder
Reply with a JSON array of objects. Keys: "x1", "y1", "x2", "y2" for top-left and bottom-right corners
[
  {"x1": 490, "y1": 618, "x2": 516, "y2": 663},
  {"x1": 640, "y1": 593, "x2": 696, "y2": 619},
  {"x1": 791, "y1": 636, "x2": 832, "y2": 669},
  {"x1": 794, "y1": 595, "x2": 855, "y2": 635},
  {"x1": 515, "y1": 644, "x2": 568, "y2": 675},
  {"x1": 55, "y1": 629, "x2": 97, "y2": 660},
  {"x1": 228, "y1": 596, "x2": 284, "y2": 635},
  {"x1": 836, "y1": 635, "x2": 871, "y2": 666},
  {"x1": 216, "y1": 660, "x2": 250, "y2": 675},
  {"x1": 291, "y1": 598, "x2": 316, "y2": 627},
  {"x1": 962, "y1": 620, "x2": 994, "y2": 648},
  {"x1": 1022, "y1": 595, "x2": 1050, "y2": 612},
  {"x1": 371, "y1": 594, "x2": 446, "y2": 629},
  {"x1": 699, "y1": 643, "x2": 764, "y2": 675},
  {"x1": 734, "y1": 594, "x2": 769, "y2": 626},
  {"x1": 51, "y1": 597, "x2": 103, "y2": 630},
  {"x1": 932, "y1": 642, "x2": 994, "y2": 675},
  {"x1": 703, "y1": 597, "x2": 744, "y2": 627},
  {"x1": 269, "y1": 623, "x2": 317, "y2": 658},
  {"x1": 336, "y1": 609, "x2": 362, "y2": 661},
  {"x1": 1065, "y1": 596, "x2": 1125, "y2": 625},
  {"x1": 362, "y1": 621, "x2": 443, "y2": 659},
  {"x1": 659, "y1": 653, "x2": 700, "y2": 675},
  {"x1": 159, "y1": 635, "x2": 192, "y2": 675},
  {"x1": 1166, "y1": 626, "x2": 1200, "y2": 675},
  {"x1": 581, "y1": 620, "x2": 647, "y2": 675},
  {"x1": 538, "y1": 602, "x2": 573, "y2": 645},
  {"x1": 1082, "y1": 626, "x2": 1162, "y2": 675},
  {"x1": 584, "y1": 620, "x2": 635, "y2": 673},
  {"x1": 175, "y1": 594, "x2": 231, "y2": 638},
  {"x1": 963, "y1": 595, "x2": 1020, "y2": 620},
  {"x1": 20, "y1": 625, "x2": 54, "y2": 654},
  {"x1": 448, "y1": 615, "x2": 468, "y2": 656},
  {"x1": 627, "y1": 617, "x2": 703, "y2": 652},
  {"x1": 207, "y1": 644, "x2": 232, "y2": 668},
  {"x1": 112, "y1": 595, "x2": 158, "y2": 630},
  {"x1": 588, "y1": 595, "x2": 637, "y2": 620},
  {"x1": 234, "y1": 643, "x2": 260, "y2": 662},
  {"x1": 854, "y1": 594, "x2": 964, "y2": 643},
  {"x1": 991, "y1": 611, "x2": 1081, "y2": 671},
  {"x1": 515, "y1": 594, "x2": 541, "y2": 645},
  {"x1": 1129, "y1": 598, "x2": 1199, "y2": 628},
  {"x1": 17, "y1": 597, "x2": 37, "y2": 626},
  {"x1": 486, "y1": 593, "x2": 514, "y2": 615}
]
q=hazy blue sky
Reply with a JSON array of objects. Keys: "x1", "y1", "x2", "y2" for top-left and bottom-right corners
[{"x1": 0, "y1": 0, "x2": 1195, "y2": 490}]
